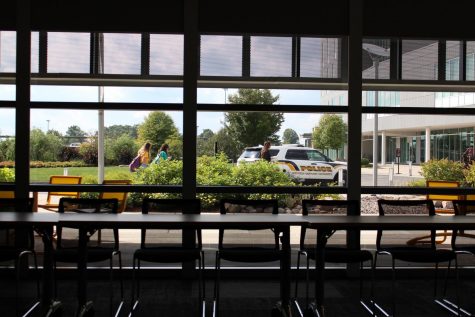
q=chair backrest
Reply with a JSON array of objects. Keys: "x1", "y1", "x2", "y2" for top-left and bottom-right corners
[
  {"x1": 377, "y1": 199, "x2": 436, "y2": 250},
  {"x1": 218, "y1": 199, "x2": 279, "y2": 250},
  {"x1": 301, "y1": 199, "x2": 359, "y2": 249},
  {"x1": 99, "y1": 179, "x2": 131, "y2": 212},
  {"x1": 44, "y1": 175, "x2": 82, "y2": 205},
  {"x1": 141, "y1": 198, "x2": 201, "y2": 249},
  {"x1": 0, "y1": 198, "x2": 35, "y2": 249},
  {"x1": 426, "y1": 180, "x2": 464, "y2": 213},
  {"x1": 452, "y1": 200, "x2": 475, "y2": 249},
  {"x1": 0, "y1": 191, "x2": 15, "y2": 199},
  {"x1": 57, "y1": 198, "x2": 119, "y2": 249}
]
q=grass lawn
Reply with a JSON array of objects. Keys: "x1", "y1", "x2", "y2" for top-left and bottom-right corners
[{"x1": 30, "y1": 166, "x2": 132, "y2": 182}]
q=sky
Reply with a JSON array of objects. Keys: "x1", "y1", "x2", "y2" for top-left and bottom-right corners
[{"x1": 0, "y1": 31, "x2": 327, "y2": 141}]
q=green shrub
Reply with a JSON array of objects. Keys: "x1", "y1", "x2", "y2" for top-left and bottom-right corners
[
  {"x1": 361, "y1": 157, "x2": 370, "y2": 167},
  {"x1": 420, "y1": 159, "x2": 465, "y2": 182},
  {"x1": 464, "y1": 164, "x2": 475, "y2": 186},
  {"x1": 79, "y1": 140, "x2": 98, "y2": 165},
  {"x1": 59, "y1": 146, "x2": 82, "y2": 162},
  {"x1": 0, "y1": 139, "x2": 15, "y2": 161},
  {"x1": 0, "y1": 167, "x2": 14, "y2": 182},
  {"x1": 30, "y1": 129, "x2": 64, "y2": 162},
  {"x1": 106, "y1": 134, "x2": 138, "y2": 165}
]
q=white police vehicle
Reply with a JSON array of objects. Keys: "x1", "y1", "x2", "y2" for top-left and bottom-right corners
[{"x1": 237, "y1": 144, "x2": 347, "y2": 185}]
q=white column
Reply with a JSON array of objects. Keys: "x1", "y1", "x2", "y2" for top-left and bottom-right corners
[
  {"x1": 381, "y1": 130, "x2": 386, "y2": 165},
  {"x1": 425, "y1": 128, "x2": 431, "y2": 162},
  {"x1": 415, "y1": 134, "x2": 421, "y2": 164}
]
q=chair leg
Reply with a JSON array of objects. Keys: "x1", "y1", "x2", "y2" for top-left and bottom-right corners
[
  {"x1": 198, "y1": 252, "x2": 206, "y2": 316},
  {"x1": 295, "y1": 251, "x2": 301, "y2": 299},
  {"x1": 15, "y1": 257, "x2": 20, "y2": 317},
  {"x1": 109, "y1": 257, "x2": 114, "y2": 316},
  {"x1": 435, "y1": 262, "x2": 439, "y2": 298},
  {"x1": 32, "y1": 252, "x2": 40, "y2": 300},
  {"x1": 214, "y1": 251, "x2": 221, "y2": 317},
  {"x1": 130, "y1": 256, "x2": 139, "y2": 316},
  {"x1": 391, "y1": 256, "x2": 396, "y2": 317},
  {"x1": 305, "y1": 256, "x2": 311, "y2": 309}
]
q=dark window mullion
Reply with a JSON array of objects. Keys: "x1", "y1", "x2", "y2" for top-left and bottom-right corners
[
  {"x1": 38, "y1": 31, "x2": 47, "y2": 74},
  {"x1": 390, "y1": 38, "x2": 401, "y2": 80},
  {"x1": 292, "y1": 36, "x2": 300, "y2": 78},
  {"x1": 242, "y1": 34, "x2": 251, "y2": 77},
  {"x1": 461, "y1": 40, "x2": 466, "y2": 81},
  {"x1": 438, "y1": 40, "x2": 446, "y2": 80},
  {"x1": 141, "y1": 32, "x2": 150, "y2": 76}
]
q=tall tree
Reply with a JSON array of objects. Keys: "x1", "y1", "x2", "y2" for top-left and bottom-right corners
[
  {"x1": 312, "y1": 114, "x2": 347, "y2": 152},
  {"x1": 282, "y1": 128, "x2": 299, "y2": 144},
  {"x1": 225, "y1": 89, "x2": 284, "y2": 147},
  {"x1": 197, "y1": 129, "x2": 215, "y2": 157},
  {"x1": 105, "y1": 124, "x2": 138, "y2": 139},
  {"x1": 137, "y1": 111, "x2": 179, "y2": 152},
  {"x1": 65, "y1": 125, "x2": 87, "y2": 143}
]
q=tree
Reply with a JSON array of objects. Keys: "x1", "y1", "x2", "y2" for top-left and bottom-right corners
[
  {"x1": 105, "y1": 124, "x2": 138, "y2": 139},
  {"x1": 225, "y1": 89, "x2": 284, "y2": 147},
  {"x1": 312, "y1": 114, "x2": 347, "y2": 152},
  {"x1": 65, "y1": 125, "x2": 87, "y2": 143},
  {"x1": 282, "y1": 128, "x2": 299, "y2": 144},
  {"x1": 137, "y1": 111, "x2": 178, "y2": 152},
  {"x1": 30, "y1": 128, "x2": 64, "y2": 161},
  {"x1": 197, "y1": 129, "x2": 215, "y2": 157},
  {"x1": 210, "y1": 129, "x2": 241, "y2": 162},
  {"x1": 106, "y1": 134, "x2": 139, "y2": 165}
]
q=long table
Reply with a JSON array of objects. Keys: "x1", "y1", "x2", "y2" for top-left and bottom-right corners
[
  {"x1": 1, "y1": 213, "x2": 475, "y2": 317},
  {"x1": 303, "y1": 215, "x2": 475, "y2": 317}
]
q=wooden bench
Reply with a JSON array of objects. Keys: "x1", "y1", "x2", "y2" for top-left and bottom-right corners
[{"x1": 37, "y1": 175, "x2": 82, "y2": 211}]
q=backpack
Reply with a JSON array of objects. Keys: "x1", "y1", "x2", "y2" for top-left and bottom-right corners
[{"x1": 129, "y1": 155, "x2": 141, "y2": 172}]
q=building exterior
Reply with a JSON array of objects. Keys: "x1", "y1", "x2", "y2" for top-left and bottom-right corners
[{"x1": 321, "y1": 40, "x2": 475, "y2": 164}]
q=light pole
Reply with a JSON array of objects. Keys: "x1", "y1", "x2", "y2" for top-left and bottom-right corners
[
  {"x1": 46, "y1": 119, "x2": 50, "y2": 132},
  {"x1": 362, "y1": 43, "x2": 390, "y2": 186},
  {"x1": 224, "y1": 88, "x2": 228, "y2": 104}
]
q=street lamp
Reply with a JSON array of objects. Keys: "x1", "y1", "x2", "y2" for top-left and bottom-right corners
[
  {"x1": 46, "y1": 119, "x2": 50, "y2": 132},
  {"x1": 362, "y1": 43, "x2": 390, "y2": 186}
]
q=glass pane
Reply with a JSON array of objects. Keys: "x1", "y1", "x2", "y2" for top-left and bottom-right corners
[
  {"x1": 251, "y1": 36, "x2": 292, "y2": 77},
  {"x1": 150, "y1": 34, "x2": 184, "y2": 75},
  {"x1": 301, "y1": 37, "x2": 341, "y2": 78},
  {"x1": 0, "y1": 109, "x2": 15, "y2": 183},
  {"x1": 446, "y1": 41, "x2": 461, "y2": 81},
  {"x1": 47, "y1": 32, "x2": 90, "y2": 73},
  {"x1": 0, "y1": 31, "x2": 16, "y2": 72},
  {"x1": 103, "y1": 33, "x2": 141, "y2": 74},
  {"x1": 200, "y1": 35, "x2": 242, "y2": 76},
  {"x1": 362, "y1": 39, "x2": 391, "y2": 80},
  {"x1": 401, "y1": 40, "x2": 438, "y2": 80},
  {"x1": 362, "y1": 113, "x2": 475, "y2": 186}
]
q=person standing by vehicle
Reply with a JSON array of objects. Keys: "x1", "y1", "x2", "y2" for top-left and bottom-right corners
[
  {"x1": 153, "y1": 143, "x2": 170, "y2": 164},
  {"x1": 138, "y1": 142, "x2": 151, "y2": 167},
  {"x1": 260, "y1": 141, "x2": 272, "y2": 162}
]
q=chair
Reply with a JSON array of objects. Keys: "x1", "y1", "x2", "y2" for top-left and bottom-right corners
[
  {"x1": 294, "y1": 200, "x2": 375, "y2": 316},
  {"x1": 0, "y1": 198, "x2": 40, "y2": 316},
  {"x1": 97, "y1": 179, "x2": 131, "y2": 244},
  {"x1": 213, "y1": 199, "x2": 281, "y2": 317},
  {"x1": 407, "y1": 180, "x2": 464, "y2": 245},
  {"x1": 376, "y1": 199, "x2": 459, "y2": 316},
  {"x1": 448, "y1": 200, "x2": 475, "y2": 316},
  {"x1": 55, "y1": 198, "x2": 123, "y2": 316},
  {"x1": 99, "y1": 180, "x2": 131, "y2": 213},
  {"x1": 37, "y1": 176, "x2": 82, "y2": 211},
  {"x1": 0, "y1": 191, "x2": 15, "y2": 199},
  {"x1": 131, "y1": 198, "x2": 204, "y2": 316}
]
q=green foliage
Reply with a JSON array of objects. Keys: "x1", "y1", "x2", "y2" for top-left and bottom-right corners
[
  {"x1": 225, "y1": 89, "x2": 284, "y2": 147},
  {"x1": 134, "y1": 160, "x2": 183, "y2": 185},
  {"x1": 407, "y1": 179, "x2": 426, "y2": 187},
  {"x1": 0, "y1": 167, "x2": 14, "y2": 182},
  {"x1": 106, "y1": 134, "x2": 139, "y2": 165},
  {"x1": 420, "y1": 159, "x2": 465, "y2": 182},
  {"x1": 464, "y1": 163, "x2": 475, "y2": 186},
  {"x1": 65, "y1": 125, "x2": 87, "y2": 143},
  {"x1": 165, "y1": 133, "x2": 183, "y2": 160},
  {"x1": 79, "y1": 139, "x2": 98, "y2": 165},
  {"x1": 137, "y1": 111, "x2": 179, "y2": 152},
  {"x1": 361, "y1": 157, "x2": 370, "y2": 167},
  {"x1": 105, "y1": 124, "x2": 138, "y2": 139},
  {"x1": 197, "y1": 153, "x2": 234, "y2": 185},
  {"x1": 208, "y1": 129, "x2": 241, "y2": 162},
  {"x1": 312, "y1": 114, "x2": 347, "y2": 151},
  {"x1": 282, "y1": 128, "x2": 299, "y2": 144},
  {"x1": 232, "y1": 160, "x2": 295, "y2": 201},
  {"x1": 30, "y1": 128, "x2": 64, "y2": 161},
  {"x1": 0, "y1": 138, "x2": 15, "y2": 161},
  {"x1": 59, "y1": 146, "x2": 82, "y2": 162}
]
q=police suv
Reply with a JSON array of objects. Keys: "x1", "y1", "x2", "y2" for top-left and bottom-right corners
[{"x1": 237, "y1": 144, "x2": 347, "y2": 185}]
